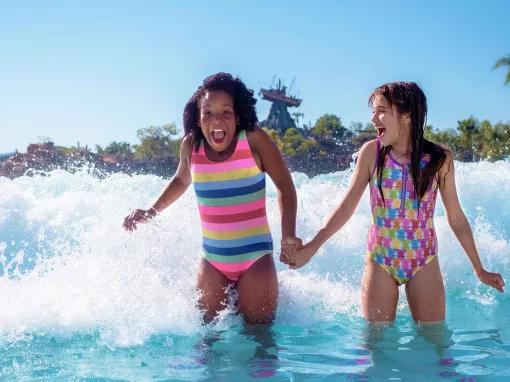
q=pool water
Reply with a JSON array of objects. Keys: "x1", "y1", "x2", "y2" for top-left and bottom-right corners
[{"x1": 1, "y1": 160, "x2": 509, "y2": 381}]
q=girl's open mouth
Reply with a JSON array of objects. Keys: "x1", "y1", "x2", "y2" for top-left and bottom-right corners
[
  {"x1": 212, "y1": 129, "x2": 226, "y2": 144},
  {"x1": 376, "y1": 127, "x2": 386, "y2": 137}
]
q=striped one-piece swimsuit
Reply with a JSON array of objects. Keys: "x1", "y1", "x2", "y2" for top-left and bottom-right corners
[
  {"x1": 190, "y1": 130, "x2": 273, "y2": 281},
  {"x1": 366, "y1": 140, "x2": 439, "y2": 285}
]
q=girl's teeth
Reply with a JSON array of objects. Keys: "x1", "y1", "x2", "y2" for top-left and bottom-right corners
[{"x1": 213, "y1": 130, "x2": 225, "y2": 139}]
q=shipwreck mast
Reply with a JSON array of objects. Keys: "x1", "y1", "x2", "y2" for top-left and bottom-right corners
[{"x1": 260, "y1": 79, "x2": 302, "y2": 133}]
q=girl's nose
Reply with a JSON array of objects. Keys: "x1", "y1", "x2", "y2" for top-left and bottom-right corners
[{"x1": 212, "y1": 112, "x2": 225, "y2": 122}]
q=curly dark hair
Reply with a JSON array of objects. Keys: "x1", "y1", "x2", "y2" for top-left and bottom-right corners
[
  {"x1": 369, "y1": 82, "x2": 447, "y2": 209},
  {"x1": 183, "y1": 72, "x2": 259, "y2": 152}
]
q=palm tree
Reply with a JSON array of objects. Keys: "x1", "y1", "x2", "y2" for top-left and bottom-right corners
[{"x1": 493, "y1": 54, "x2": 510, "y2": 85}]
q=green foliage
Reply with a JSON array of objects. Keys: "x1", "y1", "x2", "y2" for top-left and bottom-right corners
[
  {"x1": 281, "y1": 128, "x2": 319, "y2": 157},
  {"x1": 291, "y1": 112, "x2": 304, "y2": 128},
  {"x1": 56, "y1": 146, "x2": 81, "y2": 155},
  {"x1": 493, "y1": 54, "x2": 510, "y2": 85},
  {"x1": 312, "y1": 114, "x2": 348, "y2": 139},
  {"x1": 96, "y1": 141, "x2": 133, "y2": 158},
  {"x1": 133, "y1": 123, "x2": 180, "y2": 160},
  {"x1": 264, "y1": 113, "x2": 355, "y2": 159},
  {"x1": 426, "y1": 118, "x2": 510, "y2": 161}
]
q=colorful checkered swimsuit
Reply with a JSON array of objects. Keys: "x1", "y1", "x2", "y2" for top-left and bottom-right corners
[
  {"x1": 366, "y1": 140, "x2": 439, "y2": 284},
  {"x1": 190, "y1": 130, "x2": 273, "y2": 281}
]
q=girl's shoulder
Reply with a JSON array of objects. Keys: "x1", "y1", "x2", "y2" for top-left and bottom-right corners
[
  {"x1": 180, "y1": 134, "x2": 194, "y2": 167},
  {"x1": 354, "y1": 139, "x2": 379, "y2": 180},
  {"x1": 245, "y1": 126, "x2": 267, "y2": 141},
  {"x1": 358, "y1": 139, "x2": 379, "y2": 163},
  {"x1": 360, "y1": 139, "x2": 379, "y2": 152},
  {"x1": 423, "y1": 141, "x2": 454, "y2": 181},
  {"x1": 437, "y1": 144, "x2": 455, "y2": 177},
  {"x1": 245, "y1": 127, "x2": 273, "y2": 152}
]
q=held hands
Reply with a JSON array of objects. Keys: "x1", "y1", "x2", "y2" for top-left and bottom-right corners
[
  {"x1": 288, "y1": 242, "x2": 318, "y2": 269},
  {"x1": 123, "y1": 207, "x2": 158, "y2": 231},
  {"x1": 279, "y1": 236, "x2": 302, "y2": 266},
  {"x1": 279, "y1": 237, "x2": 318, "y2": 269},
  {"x1": 476, "y1": 269, "x2": 506, "y2": 293}
]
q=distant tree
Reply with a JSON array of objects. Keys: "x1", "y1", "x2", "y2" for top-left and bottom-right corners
[
  {"x1": 281, "y1": 128, "x2": 319, "y2": 157},
  {"x1": 134, "y1": 123, "x2": 180, "y2": 160},
  {"x1": 291, "y1": 112, "x2": 304, "y2": 128},
  {"x1": 349, "y1": 121, "x2": 364, "y2": 132},
  {"x1": 313, "y1": 114, "x2": 341, "y2": 138},
  {"x1": 425, "y1": 124, "x2": 462, "y2": 158},
  {"x1": 312, "y1": 114, "x2": 353, "y2": 146},
  {"x1": 491, "y1": 122, "x2": 510, "y2": 160},
  {"x1": 352, "y1": 122, "x2": 375, "y2": 146},
  {"x1": 457, "y1": 117, "x2": 480, "y2": 161},
  {"x1": 493, "y1": 54, "x2": 510, "y2": 85},
  {"x1": 96, "y1": 141, "x2": 133, "y2": 158},
  {"x1": 424, "y1": 118, "x2": 510, "y2": 162}
]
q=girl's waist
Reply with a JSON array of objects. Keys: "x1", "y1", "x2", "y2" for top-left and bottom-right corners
[
  {"x1": 367, "y1": 224, "x2": 436, "y2": 242},
  {"x1": 201, "y1": 233, "x2": 274, "y2": 257},
  {"x1": 370, "y1": 215, "x2": 435, "y2": 229}
]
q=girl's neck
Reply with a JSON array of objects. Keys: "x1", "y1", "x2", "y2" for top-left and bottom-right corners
[
  {"x1": 391, "y1": 138, "x2": 411, "y2": 157},
  {"x1": 203, "y1": 134, "x2": 239, "y2": 162}
]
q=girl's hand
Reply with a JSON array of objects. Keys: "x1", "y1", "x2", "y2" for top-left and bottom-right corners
[
  {"x1": 280, "y1": 237, "x2": 302, "y2": 265},
  {"x1": 288, "y1": 242, "x2": 317, "y2": 269},
  {"x1": 476, "y1": 269, "x2": 505, "y2": 292},
  {"x1": 123, "y1": 208, "x2": 158, "y2": 231}
]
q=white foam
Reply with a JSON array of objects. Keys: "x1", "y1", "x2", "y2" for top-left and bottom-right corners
[{"x1": 0, "y1": 161, "x2": 508, "y2": 345}]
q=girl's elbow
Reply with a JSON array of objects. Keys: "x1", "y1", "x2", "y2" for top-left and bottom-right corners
[
  {"x1": 447, "y1": 213, "x2": 467, "y2": 230},
  {"x1": 174, "y1": 175, "x2": 191, "y2": 189},
  {"x1": 277, "y1": 183, "x2": 296, "y2": 198}
]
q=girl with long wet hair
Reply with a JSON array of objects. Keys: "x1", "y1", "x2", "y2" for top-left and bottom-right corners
[{"x1": 284, "y1": 81, "x2": 504, "y2": 323}]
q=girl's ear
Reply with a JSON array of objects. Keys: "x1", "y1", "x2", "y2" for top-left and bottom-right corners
[{"x1": 400, "y1": 112, "x2": 412, "y2": 127}]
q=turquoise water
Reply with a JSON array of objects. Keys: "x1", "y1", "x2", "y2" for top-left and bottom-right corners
[{"x1": 1, "y1": 161, "x2": 509, "y2": 381}]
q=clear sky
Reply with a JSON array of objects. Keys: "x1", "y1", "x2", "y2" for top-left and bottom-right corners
[{"x1": 1, "y1": 0, "x2": 509, "y2": 153}]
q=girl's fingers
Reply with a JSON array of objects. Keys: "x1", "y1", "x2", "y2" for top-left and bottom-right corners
[{"x1": 491, "y1": 278, "x2": 504, "y2": 292}]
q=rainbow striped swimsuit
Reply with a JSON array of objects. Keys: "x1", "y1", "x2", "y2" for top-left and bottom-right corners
[
  {"x1": 190, "y1": 131, "x2": 273, "y2": 281},
  {"x1": 366, "y1": 141, "x2": 439, "y2": 284}
]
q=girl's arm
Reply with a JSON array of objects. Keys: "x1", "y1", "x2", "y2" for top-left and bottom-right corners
[
  {"x1": 123, "y1": 136, "x2": 193, "y2": 231},
  {"x1": 289, "y1": 140, "x2": 376, "y2": 268},
  {"x1": 438, "y1": 152, "x2": 505, "y2": 292},
  {"x1": 247, "y1": 128, "x2": 299, "y2": 258}
]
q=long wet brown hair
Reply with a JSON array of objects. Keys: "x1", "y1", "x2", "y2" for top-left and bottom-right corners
[
  {"x1": 183, "y1": 72, "x2": 259, "y2": 152},
  {"x1": 368, "y1": 82, "x2": 447, "y2": 209}
]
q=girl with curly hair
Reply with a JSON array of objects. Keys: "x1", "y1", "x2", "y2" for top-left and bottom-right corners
[
  {"x1": 124, "y1": 73, "x2": 299, "y2": 324},
  {"x1": 284, "y1": 81, "x2": 504, "y2": 323}
]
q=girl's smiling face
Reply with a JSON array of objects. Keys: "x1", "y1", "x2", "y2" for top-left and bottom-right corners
[
  {"x1": 198, "y1": 90, "x2": 238, "y2": 152},
  {"x1": 370, "y1": 94, "x2": 409, "y2": 147}
]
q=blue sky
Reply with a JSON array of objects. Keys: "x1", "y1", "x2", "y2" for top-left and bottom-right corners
[{"x1": 1, "y1": 0, "x2": 509, "y2": 153}]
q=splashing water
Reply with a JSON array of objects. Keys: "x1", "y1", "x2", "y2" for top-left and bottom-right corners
[{"x1": 1, "y1": 161, "x2": 509, "y2": 381}]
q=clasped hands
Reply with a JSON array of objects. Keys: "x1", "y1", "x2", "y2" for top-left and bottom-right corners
[{"x1": 280, "y1": 237, "x2": 316, "y2": 269}]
